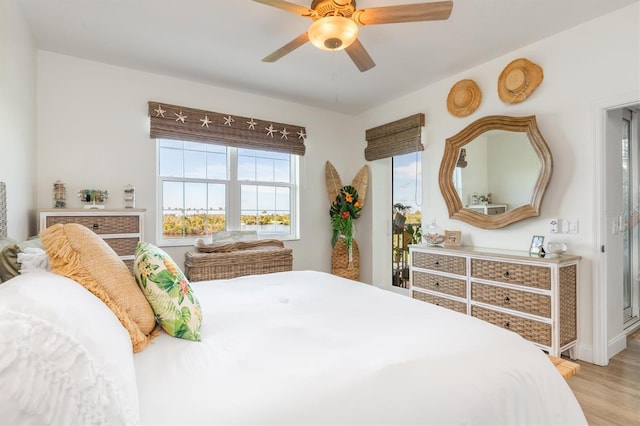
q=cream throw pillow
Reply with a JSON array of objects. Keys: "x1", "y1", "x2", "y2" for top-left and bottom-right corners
[{"x1": 40, "y1": 223, "x2": 156, "y2": 352}]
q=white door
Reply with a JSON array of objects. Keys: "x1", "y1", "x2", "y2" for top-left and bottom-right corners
[{"x1": 603, "y1": 106, "x2": 640, "y2": 361}]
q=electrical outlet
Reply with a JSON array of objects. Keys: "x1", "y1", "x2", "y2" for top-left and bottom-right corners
[{"x1": 549, "y1": 218, "x2": 560, "y2": 233}]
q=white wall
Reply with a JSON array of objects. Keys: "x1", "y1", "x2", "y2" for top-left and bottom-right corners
[
  {"x1": 0, "y1": 0, "x2": 37, "y2": 238},
  {"x1": 35, "y1": 51, "x2": 359, "y2": 274},
  {"x1": 360, "y1": 3, "x2": 640, "y2": 361}
]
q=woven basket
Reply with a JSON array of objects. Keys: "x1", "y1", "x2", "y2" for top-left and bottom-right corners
[{"x1": 331, "y1": 237, "x2": 359, "y2": 281}]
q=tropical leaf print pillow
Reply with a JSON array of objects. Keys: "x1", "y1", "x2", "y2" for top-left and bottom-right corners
[{"x1": 133, "y1": 242, "x2": 202, "y2": 341}]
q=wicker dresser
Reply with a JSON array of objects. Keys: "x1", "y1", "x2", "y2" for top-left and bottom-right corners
[
  {"x1": 38, "y1": 209, "x2": 145, "y2": 273},
  {"x1": 409, "y1": 245, "x2": 580, "y2": 357}
]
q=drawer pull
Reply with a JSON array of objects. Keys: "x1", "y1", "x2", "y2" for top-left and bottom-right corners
[
  {"x1": 503, "y1": 296, "x2": 510, "y2": 304},
  {"x1": 435, "y1": 282, "x2": 440, "y2": 287},
  {"x1": 434, "y1": 261, "x2": 440, "y2": 267},
  {"x1": 504, "y1": 321, "x2": 510, "y2": 329},
  {"x1": 503, "y1": 270, "x2": 510, "y2": 279},
  {"x1": 93, "y1": 223, "x2": 99, "y2": 229}
]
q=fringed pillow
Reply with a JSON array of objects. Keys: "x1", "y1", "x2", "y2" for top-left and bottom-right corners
[
  {"x1": 40, "y1": 223, "x2": 156, "y2": 352},
  {"x1": 133, "y1": 242, "x2": 202, "y2": 341}
]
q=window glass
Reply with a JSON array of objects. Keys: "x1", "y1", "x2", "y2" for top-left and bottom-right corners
[{"x1": 158, "y1": 140, "x2": 297, "y2": 245}]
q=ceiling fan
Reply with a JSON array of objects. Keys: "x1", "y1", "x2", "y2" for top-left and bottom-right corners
[{"x1": 253, "y1": 0, "x2": 453, "y2": 72}]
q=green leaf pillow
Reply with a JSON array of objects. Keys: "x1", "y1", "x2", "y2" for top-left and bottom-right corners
[{"x1": 133, "y1": 242, "x2": 202, "y2": 341}]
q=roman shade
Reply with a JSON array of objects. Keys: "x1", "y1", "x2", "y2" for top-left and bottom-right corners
[
  {"x1": 148, "y1": 102, "x2": 307, "y2": 156},
  {"x1": 364, "y1": 113, "x2": 425, "y2": 161}
]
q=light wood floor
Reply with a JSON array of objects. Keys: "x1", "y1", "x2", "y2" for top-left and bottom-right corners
[{"x1": 566, "y1": 331, "x2": 640, "y2": 425}]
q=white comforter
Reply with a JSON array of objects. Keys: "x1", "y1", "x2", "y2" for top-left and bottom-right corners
[{"x1": 134, "y1": 270, "x2": 586, "y2": 425}]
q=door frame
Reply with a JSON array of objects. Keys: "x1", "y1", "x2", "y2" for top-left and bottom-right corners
[{"x1": 593, "y1": 92, "x2": 640, "y2": 366}]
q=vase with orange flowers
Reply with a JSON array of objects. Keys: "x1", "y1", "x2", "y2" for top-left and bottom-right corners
[
  {"x1": 325, "y1": 161, "x2": 369, "y2": 281},
  {"x1": 330, "y1": 185, "x2": 362, "y2": 258}
]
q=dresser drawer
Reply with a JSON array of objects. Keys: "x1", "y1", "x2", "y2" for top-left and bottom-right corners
[
  {"x1": 413, "y1": 270, "x2": 466, "y2": 298},
  {"x1": 413, "y1": 291, "x2": 467, "y2": 314},
  {"x1": 471, "y1": 282, "x2": 551, "y2": 318},
  {"x1": 103, "y1": 237, "x2": 139, "y2": 257},
  {"x1": 45, "y1": 215, "x2": 140, "y2": 234},
  {"x1": 471, "y1": 259, "x2": 550, "y2": 290},
  {"x1": 471, "y1": 305, "x2": 551, "y2": 346},
  {"x1": 412, "y1": 251, "x2": 466, "y2": 275}
]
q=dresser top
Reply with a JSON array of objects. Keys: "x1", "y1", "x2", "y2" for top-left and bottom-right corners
[
  {"x1": 409, "y1": 244, "x2": 581, "y2": 264},
  {"x1": 39, "y1": 208, "x2": 146, "y2": 213}
]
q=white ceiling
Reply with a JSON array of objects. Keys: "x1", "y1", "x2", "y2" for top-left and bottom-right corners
[{"x1": 17, "y1": 0, "x2": 639, "y2": 115}]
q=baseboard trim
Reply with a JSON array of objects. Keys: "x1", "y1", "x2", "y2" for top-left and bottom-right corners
[
  {"x1": 608, "y1": 332, "x2": 628, "y2": 359},
  {"x1": 577, "y1": 343, "x2": 594, "y2": 364}
]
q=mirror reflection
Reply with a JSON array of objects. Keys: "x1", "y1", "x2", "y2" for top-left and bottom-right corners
[
  {"x1": 453, "y1": 130, "x2": 540, "y2": 215},
  {"x1": 438, "y1": 115, "x2": 553, "y2": 229}
]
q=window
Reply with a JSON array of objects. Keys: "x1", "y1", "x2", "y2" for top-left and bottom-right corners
[{"x1": 157, "y1": 139, "x2": 298, "y2": 245}]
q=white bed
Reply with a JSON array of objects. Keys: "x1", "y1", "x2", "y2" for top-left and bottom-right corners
[{"x1": 0, "y1": 270, "x2": 586, "y2": 425}]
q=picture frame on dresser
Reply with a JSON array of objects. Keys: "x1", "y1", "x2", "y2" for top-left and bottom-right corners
[
  {"x1": 529, "y1": 235, "x2": 544, "y2": 255},
  {"x1": 444, "y1": 230, "x2": 462, "y2": 247}
]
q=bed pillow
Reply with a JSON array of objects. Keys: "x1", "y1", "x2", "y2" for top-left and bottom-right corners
[
  {"x1": 134, "y1": 241, "x2": 202, "y2": 341},
  {"x1": 0, "y1": 237, "x2": 45, "y2": 282},
  {"x1": 40, "y1": 223, "x2": 156, "y2": 352},
  {"x1": 0, "y1": 271, "x2": 140, "y2": 424}
]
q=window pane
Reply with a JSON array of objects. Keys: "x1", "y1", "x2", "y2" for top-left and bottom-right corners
[
  {"x1": 159, "y1": 148, "x2": 184, "y2": 177},
  {"x1": 162, "y1": 181, "x2": 184, "y2": 238},
  {"x1": 184, "y1": 141, "x2": 206, "y2": 152},
  {"x1": 238, "y1": 152, "x2": 256, "y2": 181},
  {"x1": 274, "y1": 158, "x2": 290, "y2": 183},
  {"x1": 184, "y1": 183, "x2": 207, "y2": 237},
  {"x1": 241, "y1": 185, "x2": 290, "y2": 234},
  {"x1": 159, "y1": 139, "x2": 183, "y2": 149},
  {"x1": 207, "y1": 144, "x2": 226, "y2": 153},
  {"x1": 207, "y1": 183, "x2": 226, "y2": 233},
  {"x1": 207, "y1": 152, "x2": 227, "y2": 180},
  {"x1": 392, "y1": 152, "x2": 422, "y2": 289},
  {"x1": 184, "y1": 150, "x2": 207, "y2": 179},
  {"x1": 256, "y1": 157, "x2": 274, "y2": 182}
]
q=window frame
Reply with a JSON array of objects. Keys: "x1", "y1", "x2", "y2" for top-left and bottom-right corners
[{"x1": 156, "y1": 139, "x2": 299, "y2": 247}]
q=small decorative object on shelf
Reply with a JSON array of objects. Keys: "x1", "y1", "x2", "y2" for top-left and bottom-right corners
[
  {"x1": 53, "y1": 180, "x2": 66, "y2": 208},
  {"x1": 424, "y1": 219, "x2": 445, "y2": 246},
  {"x1": 124, "y1": 184, "x2": 135, "y2": 208},
  {"x1": 78, "y1": 188, "x2": 109, "y2": 209},
  {"x1": 546, "y1": 241, "x2": 568, "y2": 256}
]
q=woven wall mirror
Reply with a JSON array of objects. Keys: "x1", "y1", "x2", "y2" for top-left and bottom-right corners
[{"x1": 438, "y1": 115, "x2": 553, "y2": 229}]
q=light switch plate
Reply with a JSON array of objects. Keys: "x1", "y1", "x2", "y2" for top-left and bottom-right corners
[{"x1": 565, "y1": 219, "x2": 578, "y2": 234}]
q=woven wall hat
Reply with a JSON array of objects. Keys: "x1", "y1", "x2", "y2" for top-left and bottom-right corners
[
  {"x1": 498, "y1": 58, "x2": 544, "y2": 104},
  {"x1": 447, "y1": 79, "x2": 481, "y2": 117}
]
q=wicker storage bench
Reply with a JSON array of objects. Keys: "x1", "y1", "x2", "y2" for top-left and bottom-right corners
[{"x1": 184, "y1": 244, "x2": 293, "y2": 282}]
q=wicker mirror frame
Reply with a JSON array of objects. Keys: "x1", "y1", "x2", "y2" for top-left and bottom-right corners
[{"x1": 438, "y1": 115, "x2": 553, "y2": 229}]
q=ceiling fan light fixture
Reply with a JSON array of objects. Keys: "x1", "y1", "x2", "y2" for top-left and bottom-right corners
[{"x1": 308, "y1": 16, "x2": 358, "y2": 51}]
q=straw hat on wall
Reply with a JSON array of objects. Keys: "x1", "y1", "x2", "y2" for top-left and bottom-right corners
[
  {"x1": 498, "y1": 58, "x2": 544, "y2": 104},
  {"x1": 447, "y1": 79, "x2": 482, "y2": 117}
]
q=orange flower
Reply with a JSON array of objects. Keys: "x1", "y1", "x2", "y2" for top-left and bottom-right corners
[
  {"x1": 354, "y1": 201, "x2": 361, "y2": 208},
  {"x1": 341, "y1": 211, "x2": 350, "y2": 219},
  {"x1": 345, "y1": 193, "x2": 353, "y2": 203}
]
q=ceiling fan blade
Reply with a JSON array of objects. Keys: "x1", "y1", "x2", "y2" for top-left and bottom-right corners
[
  {"x1": 345, "y1": 39, "x2": 376, "y2": 72},
  {"x1": 252, "y1": 0, "x2": 316, "y2": 17},
  {"x1": 353, "y1": 1, "x2": 453, "y2": 25},
  {"x1": 262, "y1": 32, "x2": 310, "y2": 63}
]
